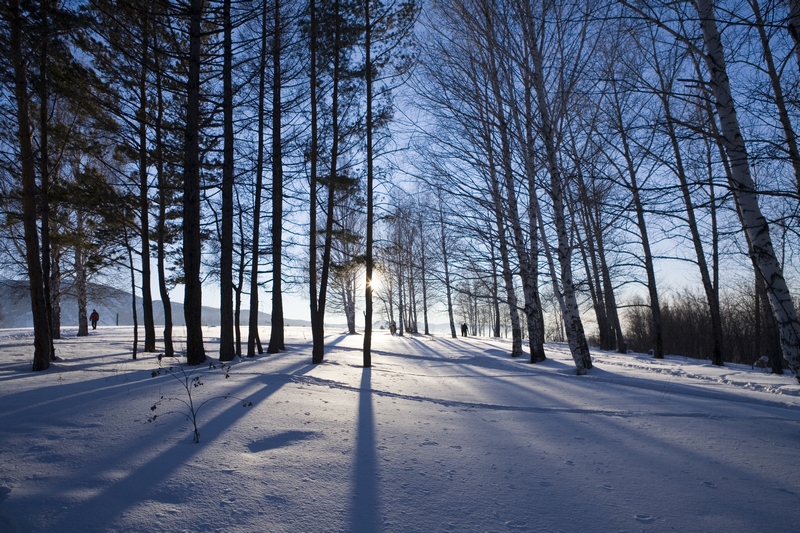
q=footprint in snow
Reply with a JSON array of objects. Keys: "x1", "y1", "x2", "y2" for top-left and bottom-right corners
[
  {"x1": 634, "y1": 515, "x2": 656, "y2": 524},
  {"x1": 703, "y1": 481, "x2": 717, "y2": 489}
]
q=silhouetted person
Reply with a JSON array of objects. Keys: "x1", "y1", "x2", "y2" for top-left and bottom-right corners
[
  {"x1": 461, "y1": 323, "x2": 468, "y2": 337},
  {"x1": 90, "y1": 309, "x2": 100, "y2": 330}
]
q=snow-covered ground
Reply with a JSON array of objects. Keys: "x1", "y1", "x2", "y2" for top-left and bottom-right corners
[{"x1": 0, "y1": 326, "x2": 798, "y2": 532}]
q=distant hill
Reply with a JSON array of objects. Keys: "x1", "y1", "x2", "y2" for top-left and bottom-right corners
[{"x1": 0, "y1": 279, "x2": 284, "y2": 329}]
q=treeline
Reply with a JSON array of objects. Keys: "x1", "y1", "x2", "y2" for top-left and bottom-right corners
[
  {"x1": 624, "y1": 287, "x2": 788, "y2": 366},
  {"x1": 1, "y1": 0, "x2": 800, "y2": 380}
]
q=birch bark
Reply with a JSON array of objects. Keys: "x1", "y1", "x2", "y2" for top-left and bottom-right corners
[
  {"x1": 525, "y1": 18, "x2": 591, "y2": 373},
  {"x1": 694, "y1": 0, "x2": 800, "y2": 378}
]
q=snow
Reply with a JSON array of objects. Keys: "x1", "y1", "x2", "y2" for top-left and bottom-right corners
[{"x1": 1, "y1": 326, "x2": 799, "y2": 532}]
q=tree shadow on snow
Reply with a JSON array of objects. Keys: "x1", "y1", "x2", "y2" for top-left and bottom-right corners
[
  {"x1": 247, "y1": 430, "x2": 321, "y2": 452},
  {"x1": 23, "y1": 358, "x2": 319, "y2": 531},
  {"x1": 349, "y1": 368, "x2": 381, "y2": 532}
]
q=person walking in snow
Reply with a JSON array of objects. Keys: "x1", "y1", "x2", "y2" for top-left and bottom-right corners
[{"x1": 90, "y1": 309, "x2": 100, "y2": 330}]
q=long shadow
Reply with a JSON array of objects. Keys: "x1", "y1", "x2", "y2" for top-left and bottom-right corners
[
  {"x1": 11, "y1": 358, "x2": 319, "y2": 531},
  {"x1": 349, "y1": 368, "x2": 380, "y2": 532},
  {"x1": 324, "y1": 332, "x2": 356, "y2": 354}
]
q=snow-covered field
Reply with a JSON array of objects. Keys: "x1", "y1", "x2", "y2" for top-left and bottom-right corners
[{"x1": 0, "y1": 326, "x2": 799, "y2": 532}]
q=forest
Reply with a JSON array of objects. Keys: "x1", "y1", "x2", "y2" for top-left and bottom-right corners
[{"x1": 1, "y1": 0, "x2": 799, "y2": 379}]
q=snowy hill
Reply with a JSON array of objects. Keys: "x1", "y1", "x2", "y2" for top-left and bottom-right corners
[{"x1": 0, "y1": 279, "x2": 274, "y2": 328}]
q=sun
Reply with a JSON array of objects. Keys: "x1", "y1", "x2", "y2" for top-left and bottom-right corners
[{"x1": 366, "y1": 271, "x2": 382, "y2": 292}]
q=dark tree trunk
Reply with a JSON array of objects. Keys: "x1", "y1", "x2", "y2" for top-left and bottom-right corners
[
  {"x1": 235, "y1": 205, "x2": 246, "y2": 357},
  {"x1": 611, "y1": 85, "x2": 663, "y2": 359},
  {"x1": 10, "y1": 0, "x2": 51, "y2": 371},
  {"x1": 50, "y1": 246, "x2": 62, "y2": 339},
  {"x1": 489, "y1": 229, "x2": 501, "y2": 338},
  {"x1": 268, "y1": 0, "x2": 285, "y2": 354},
  {"x1": 483, "y1": 122, "x2": 523, "y2": 357},
  {"x1": 248, "y1": 0, "x2": 269, "y2": 358},
  {"x1": 126, "y1": 221, "x2": 139, "y2": 359},
  {"x1": 155, "y1": 50, "x2": 174, "y2": 358},
  {"x1": 75, "y1": 211, "x2": 89, "y2": 337},
  {"x1": 138, "y1": 16, "x2": 156, "y2": 353},
  {"x1": 437, "y1": 191, "x2": 458, "y2": 339},
  {"x1": 314, "y1": 0, "x2": 345, "y2": 361},
  {"x1": 182, "y1": 0, "x2": 206, "y2": 366},
  {"x1": 39, "y1": 0, "x2": 56, "y2": 360},
  {"x1": 363, "y1": 0, "x2": 374, "y2": 367},
  {"x1": 219, "y1": 0, "x2": 235, "y2": 361},
  {"x1": 659, "y1": 90, "x2": 723, "y2": 366},
  {"x1": 419, "y1": 214, "x2": 430, "y2": 336},
  {"x1": 309, "y1": 0, "x2": 322, "y2": 364}
]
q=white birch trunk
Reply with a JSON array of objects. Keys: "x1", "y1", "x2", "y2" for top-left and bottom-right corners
[
  {"x1": 695, "y1": 0, "x2": 800, "y2": 379},
  {"x1": 527, "y1": 27, "x2": 591, "y2": 374}
]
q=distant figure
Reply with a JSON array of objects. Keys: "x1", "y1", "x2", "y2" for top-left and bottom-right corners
[
  {"x1": 389, "y1": 321, "x2": 397, "y2": 335},
  {"x1": 90, "y1": 309, "x2": 100, "y2": 330},
  {"x1": 461, "y1": 323, "x2": 468, "y2": 337},
  {"x1": 753, "y1": 355, "x2": 770, "y2": 369}
]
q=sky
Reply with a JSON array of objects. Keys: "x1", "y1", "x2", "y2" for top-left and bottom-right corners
[{"x1": 1, "y1": 326, "x2": 799, "y2": 532}]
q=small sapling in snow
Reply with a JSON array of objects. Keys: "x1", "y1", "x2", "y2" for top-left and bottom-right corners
[{"x1": 148, "y1": 360, "x2": 252, "y2": 443}]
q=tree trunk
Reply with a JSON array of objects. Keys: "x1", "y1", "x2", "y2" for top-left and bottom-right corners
[
  {"x1": 234, "y1": 263, "x2": 243, "y2": 357},
  {"x1": 575, "y1": 207, "x2": 608, "y2": 349},
  {"x1": 419, "y1": 214, "x2": 430, "y2": 336},
  {"x1": 138, "y1": 15, "x2": 156, "y2": 353},
  {"x1": 50, "y1": 246, "x2": 62, "y2": 339},
  {"x1": 248, "y1": 0, "x2": 269, "y2": 358},
  {"x1": 524, "y1": 14, "x2": 590, "y2": 372},
  {"x1": 39, "y1": 0, "x2": 56, "y2": 361},
  {"x1": 219, "y1": 0, "x2": 235, "y2": 361},
  {"x1": 154, "y1": 48, "x2": 173, "y2": 358},
  {"x1": 755, "y1": 269, "x2": 783, "y2": 372},
  {"x1": 438, "y1": 193, "x2": 457, "y2": 339},
  {"x1": 182, "y1": 0, "x2": 206, "y2": 366},
  {"x1": 399, "y1": 267, "x2": 406, "y2": 336},
  {"x1": 75, "y1": 211, "x2": 89, "y2": 337},
  {"x1": 658, "y1": 84, "x2": 724, "y2": 366},
  {"x1": 483, "y1": 8, "x2": 544, "y2": 363},
  {"x1": 363, "y1": 0, "x2": 374, "y2": 367},
  {"x1": 268, "y1": 0, "x2": 285, "y2": 354},
  {"x1": 309, "y1": 0, "x2": 323, "y2": 364},
  {"x1": 363, "y1": 1, "x2": 375, "y2": 368},
  {"x1": 125, "y1": 215, "x2": 138, "y2": 359},
  {"x1": 316, "y1": 3, "x2": 342, "y2": 351},
  {"x1": 10, "y1": 0, "x2": 51, "y2": 371},
  {"x1": 489, "y1": 170, "x2": 523, "y2": 357},
  {"x1": 695, "y1": 0, "x2": 800, "y2": 379},
  {"x1": 607, "y1": 81, "x2": 663, "y2": 359},
  {"x1": 235, "y1": 202, "x2": 246, "y2": 357},
  {"x1": 489, "y1": 228, "x2": 501, "y2": 338},
  {"x1": 345, "y1": 282, "x2": 356, "y2": 334}
]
